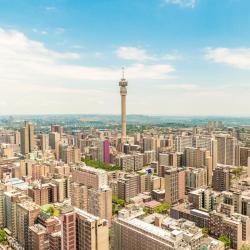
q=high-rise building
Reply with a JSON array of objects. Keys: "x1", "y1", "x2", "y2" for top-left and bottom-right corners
[
  {"x1": 88, "y1": 187, "x2": 112, "y2": 226},
  {"x1": 61, "y1": 145, "x2": 80, "y2": 164},
  {"x1": 184, "y1": 147, "x2": 210, "y2": 168},
  {"x1": 49, "y1": 132, "x2": 61, "y2": 150},
  {"x1": 240, "y1": 147, "x2": 250, "y2": 166},
  {"x1": 60, "y1": 206, "x2": 76, "y2": 250},
  {"x1": 4, "y1": 190, "x2": 27, "y2": 237},
  {"x1": 212, "y1": 166, "x2": 230, "y2": 191},
  {"x1": 51, "y1": 125, "x2": 64, "y2": 136},
  {"x1": 16, "y1": 200, "x2": 40, "y2": 249},
  {"x1": 71, "y1": 183, "x2": 88, "y2": 211},
  {"x1": 28, "y1": 184, "x2": 50, "y2": 205},
  {"x1": 75, "y1": 208, "x2": 109, "y2": 250},
  {"x1": 209, "y1": 211, "x2": 250, "y2": 250},
  {"x1": 117, "y1": 174, "x2": 140, "y2": 203},
  {"x1": 188, "y1": 188, "x2": 220, "y2": 212},
  {"x1": 112, "y1": 207, "x2": 217, "y2": 250},
  {"x1": 103, "y1": 140, "x2": 110, "y2": 164},
  {"x1": 175, "y1": 136, "x2": 193, "y2": 153},
  {"x1": 119, "y1": 71, "x2": 128, "y2": 144},
  {"x1": 52, "y1": 178, "x2": 70, "y2": 203},
  {"x1": 216, "y1": 135, "x2": 237, "y2": 165},
  {"x1": 29, "y1": 224, "x2": 49, "y2": 250},
  {"x1": 0, "y1": 184, "x2": 6, "y2": 228},
  {"x1": 49, "y1": 232, "x2": 62, "y2": 250},
  {"x1": 211, "y1": 139, "x2": 218, "y2": 170},
  {"x1": 165, "y1": 167, "x2": 185, "y2": 204},
  {"x1": 72, "y1": 165, "x2": 108, "y2": 189},
  {"x1": 20, "y1": 121, "x2": 35, "y2": 155},
  {"x1": 38, "y1": 133, "x2": 49, "y2": 152},
  {"x1": 185, "y1": 167, "x2": 207, "y2": 191}
]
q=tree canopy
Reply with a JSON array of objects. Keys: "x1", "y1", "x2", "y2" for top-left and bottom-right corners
[
  {"x1": 0, "y1": 229, "x2": 7, "y2": 245},
  {"x1": 153, "y1": 203, "x2": 171, "y2": 214},
  {"x1": 82, "y1": 158, "x2": 120, "y2": 171},
  {"x1": 218, "y1": 235, "x2": 231, "y2": 248}
]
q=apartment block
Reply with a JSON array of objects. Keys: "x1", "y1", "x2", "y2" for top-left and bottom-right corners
[
  {"x1": 72, "y1": 165, "x2": 108, "y2": 189},
  {"x1": 75, "y1": 208, "x2": 109, "y2": 250}
]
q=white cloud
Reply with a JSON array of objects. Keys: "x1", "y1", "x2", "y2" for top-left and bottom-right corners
[
  {"x1": 45, "y1": 6, "x2": 57, "y2": 11},
  {"x1": 161, "y1": 51, "x2": 182, "y2": 61},
  {"x1": 205, "y1": 47, "x2": 250, "y2": 70},
  {"x1": 71, "y1": 44, "x2": 84, "y2": 49},
  {"x1": 32, "y1": 28, "x2": 48, "y2": 35},
  {"x1": 55, "y1": 27, "x2": 65, "y2": 35},
  {"x1": 0, "y1": 27, "x2": 174, "y2": 86},
  {"x1": 116, "y1": 46, "x2": 154, "y2": 61},
  {"x1": 0, "y1": 27, "x2": 176, "y2": 114},
  {"x1": 116, "y1": 46, "x2": 183, "y2": 62},
  {"x1": 160, "y1": 83, "x2": 197, "y2": 90},
  {"x1": 164, "y1": 0, "x2": 197, "y2": 8}
]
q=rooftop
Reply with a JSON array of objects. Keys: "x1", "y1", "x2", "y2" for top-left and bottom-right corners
[
  {"x1": 75, "y1": 207, "x2": 104, "y2": 223},
  {"x1": 79, "y1": 164, "x2": 107, "y2": 174}
]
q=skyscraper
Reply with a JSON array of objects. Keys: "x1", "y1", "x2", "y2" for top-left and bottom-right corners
[
  {"x1": 119, "y1": 69, "x2": 128, "y2": 144},
  {"x1": 16, "y1": 201, "x2": 40, "y2": 249},
  {"x1": 60, "y1": 206, "x2": 76, "y2": 250},
  {"x1": 103, "y1": 139, "x2": 110, "y2": 164},
  {"x1": 20, "y1": 121, "x2": 35, "y2": 155},
  {"x1": 75, "y1": 208, "x2": 109, "y2": 250}
]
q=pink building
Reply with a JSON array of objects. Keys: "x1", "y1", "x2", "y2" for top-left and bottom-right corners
[{"x1": 103, "y1": 140, "x2": 110, "y2": 164}]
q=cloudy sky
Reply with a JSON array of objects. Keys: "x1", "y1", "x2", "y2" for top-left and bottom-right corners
[{"x1": 0, "y1": 0, "x2": 250, "y2": 116}]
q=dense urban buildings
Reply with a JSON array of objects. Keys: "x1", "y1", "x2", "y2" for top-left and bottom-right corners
[{"x1": 0, "y1": 76, "x2": 250, "y2": 249}]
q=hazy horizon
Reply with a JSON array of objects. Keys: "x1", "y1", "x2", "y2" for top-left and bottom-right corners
[{"x1": 1, "y1": 0, "x2": 250, "y2": 115}]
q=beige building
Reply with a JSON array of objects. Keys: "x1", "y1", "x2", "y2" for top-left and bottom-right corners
[
  {"x1": 240, "y1": 147, "x2": 250, "y2": 166},
  {"x1": 165, "y1": 167, "x2": 185, "y2": 205},
  {"x1": 61, "y1": 145, "x2": 80, "y2": 164},
  {"x1": 72, "y1": 165, "x2": 108, "y2": 189},
  {"x1": 185, "y1": 167, "x2": 207, "y2": 191},
  {"x1": 75, "y1": 208, "x2": 109, "y2": 250},
  {"x1": 174, "y1": 135, "x2": 193, "y2": 153},
  {"x1": 71, "y1": 182, "x2": 88, "y2": 211},
  {"x1": 184, "y1": 147, "x2": 210, "y2": 168},
  {"x1": 209, "y1": 211, "x2": 250, "y2": 250},
  {"x1": 29, "y1": 224, "x2": 49, "y2": 250},
  {"x1": 38, "y1": 133, "x2": 49, "y2": 152},
  {"x1": 28, "y1": 184, "x2": 49, "y2": 205},
  {"x1": 53, "y1": 178, "x2": 71, "y2": 202},
  {"x1": 88, "y1": 187, "x2": 112, "y2": 226},
  {"x1": 20, "y1": 121, "x2": 35, "y2": 155},
  {"x1": 212, "y1": 166, "x2": 230, "y2": 191},
  {"x1": 117, "y1": 174, "x2": 140, "y2": 202},
  {"x1": 16, "y1": 200, "x2": 40, "y2": 249},
  {"x1": 215, "y1": 135, "x2": 237, "y2": 166},
  {"x1": 112, "y1": 208, "x2": 223, "y2": 250},
  {"x1": 4, "y1": 190, "x2": 28, "y2": 237}
]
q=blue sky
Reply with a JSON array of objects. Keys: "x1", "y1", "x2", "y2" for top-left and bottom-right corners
[{"x1": 0, "y1": 0, "x2": 250, "y2": 115}]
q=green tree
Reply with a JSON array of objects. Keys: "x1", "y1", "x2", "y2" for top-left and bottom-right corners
[
  {"x1": 143, "y1": 207, "x2": 149, "y2": 216},
  {"x1": 218, "y1": 235, "x2": 231, "y2": 249},
  {"x1": 240, "y1": 244, "x2": 250, "y2": 250},
  {"x1": 81, "y1": 159, "x2": 120, "y2": 171},
  {"x1": 202, "y1": 227, "x2": 209, "y2": 237},
  {"x1": 112, "y1": 205, "x2": 119, "y2": 215},
  {"x1": 232, "y1": 167, "x2": 242, "y2": 178},
  {"x1": 153, "y1": 203, "x2": 171, "y2": 214},
  {"x1": 46, "y1": 206, "x2": 60, "y2": 217},
  {"x1": 112, "y1": 196, "x2": 125, "y2": 207},
  {"x1": 0, "y1": 229, "x2": 7, "y2": 245}
]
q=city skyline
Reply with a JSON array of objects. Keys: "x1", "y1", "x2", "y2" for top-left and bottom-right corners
[{"x1": 1, "y1": 0, "x2": 250, "y2": 115}]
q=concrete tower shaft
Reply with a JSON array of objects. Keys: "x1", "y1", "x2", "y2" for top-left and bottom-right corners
[{"x1": 119, "y1": 76, "x2": 128, "y2": 144}]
